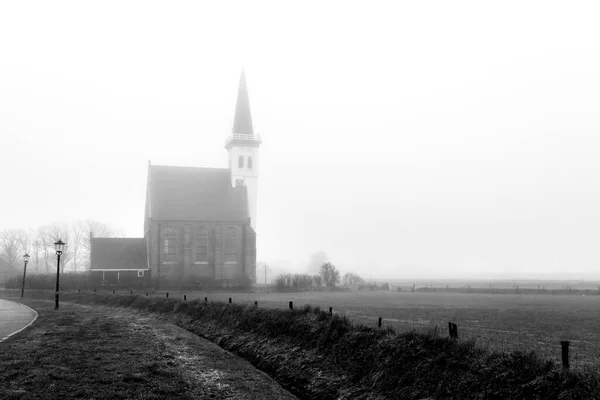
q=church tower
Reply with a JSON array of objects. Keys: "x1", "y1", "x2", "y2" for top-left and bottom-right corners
[{"x1": 225, "y1": 69, "x2": 262, "y2": 230}]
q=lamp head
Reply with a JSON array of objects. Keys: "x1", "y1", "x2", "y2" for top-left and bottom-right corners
[
  {"x1": 23, "y1": 253, "x2": 30, "y2": 264},
  {"x1": 54, "y1": 239, "x2": 65, "y2": 255}
]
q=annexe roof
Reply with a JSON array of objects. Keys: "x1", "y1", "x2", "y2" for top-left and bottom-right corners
[
  {"x1": 90, "y1": 238, "x2": 147, "y2": 271},
  {"x1": 149, "y1": 165, "x2": 249, "y2": 222}
]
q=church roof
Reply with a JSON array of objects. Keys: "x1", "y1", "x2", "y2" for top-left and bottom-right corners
[
  {"x1": 90, "y1": 237, "x2": 147, "y2": 270},
  {"x1": 232, "y1": 69, "x2": 254, "y2": 136},
  {"x1": 148, "y1": 165, "x2": 249, "y2": 222}
]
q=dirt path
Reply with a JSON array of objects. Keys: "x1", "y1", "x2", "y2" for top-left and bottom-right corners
[
  {"x1": 0, "y1": 300, "x2": 297, "y2": 399},
  {"x1": 128, "y1": 312, "x2": 298, "y2": 399}
]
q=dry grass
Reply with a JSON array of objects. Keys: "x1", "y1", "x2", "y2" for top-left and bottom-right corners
[
  {"x1": 0, "y1": 300, "x2": 295, "y2": 400},
  {"x1": 153, "y1": 290, "x2": 600, "y2": 370},
  {"x1": 0, "y1": 301, "x2": 198, "y2": 399}
]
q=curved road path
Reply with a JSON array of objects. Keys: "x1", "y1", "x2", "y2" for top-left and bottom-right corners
[{"x1": 0, "y1": 298, "x2": 37, "y2": 343}]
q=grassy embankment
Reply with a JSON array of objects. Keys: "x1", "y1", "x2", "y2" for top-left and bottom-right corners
[
  {"x1": 24, "y1": 291, "x2": 600, "y2": 400},
  {"x1": 0, "y1": 299, "x2": 296, "y2": 400}
]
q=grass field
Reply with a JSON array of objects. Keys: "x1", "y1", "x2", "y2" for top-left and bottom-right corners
[{"x1": 148, "y1": 289, "x2": 600, "y2": 370}]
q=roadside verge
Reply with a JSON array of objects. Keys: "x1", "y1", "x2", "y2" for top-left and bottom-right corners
[{"x1": 0, "y1": 300, "x2": 297, "y2": 400}]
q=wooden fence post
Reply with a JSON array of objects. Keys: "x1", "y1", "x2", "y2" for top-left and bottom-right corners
[
  {"x1": 229, "y1": 297, "x2": 232, "y2": 304},
  {"x1": 184, "y1": 295, "x2": 187, "y2": 301},
  {"x1": 448, "y1": 322, "x2": 458, "y2": 339},
  {"x1": 205, "y1": 297, "x2": 208, "y2": 302},
  {"x1": 254, "y1": 301, "x2": 258, "y2": 307},
  {"x1": 289, "y1": 301, "x2": 293, "y2": 310},
  {"x1": 166, "y1": 292, "x2": 169, "y2": 298},
  {"x1": 329, "y1": 306, "x2": 333, "y2": 316},
  {"x1": 561, "y1": 341, "x2": 570, "y2": 370},
  {"x1": 378, "y1": 317, "x2": 382, "y2": 328}
]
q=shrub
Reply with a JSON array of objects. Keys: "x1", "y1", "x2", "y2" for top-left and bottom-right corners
[
  {"x1": 3, "y1": 272, "x2": 90, "y2": 291},
  {"x1": 274, "y1": 273, "x2": 316, "y2": 291}
]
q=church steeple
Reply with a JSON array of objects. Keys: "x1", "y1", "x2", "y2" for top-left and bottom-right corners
[
  {"x1": 232, "y1": 69, "x2": 254, "y2": 136},
  {"x1": 225, "y1": 69, "x2": 262, "y2": 230}
]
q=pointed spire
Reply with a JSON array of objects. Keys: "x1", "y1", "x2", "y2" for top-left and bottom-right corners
[{"x1": 232, "y1": 68, "x2": 254, "y2": 136}]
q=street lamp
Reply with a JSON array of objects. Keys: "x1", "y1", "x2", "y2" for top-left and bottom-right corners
[
  {"x1": 54, "y1": 239, "x2": 65, "y2": 310},
  {"x1": 21, "y1": 253, "x2": 30, "y2": 298}
]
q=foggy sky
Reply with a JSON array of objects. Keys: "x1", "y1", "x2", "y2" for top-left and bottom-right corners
[{"x1": 2, "y1": 1, "x2": 600, "y2": 279}]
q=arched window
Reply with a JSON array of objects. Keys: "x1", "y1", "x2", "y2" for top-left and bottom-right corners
[
  {"x1": 163, "y1": 227, "x2": 177, "y2": 262},
  {"x1": 248, "y1": 157, "x2": 253, "y2": 169},
  {"x1": 225, "y1": 227, "x2": 238, "y2": 262},
  {"x1": 195, "y1": 226, "x2": 208, "y2": 262},
  {"x1": 238, "y1": 156, "x2": 244, "y2": 168}
]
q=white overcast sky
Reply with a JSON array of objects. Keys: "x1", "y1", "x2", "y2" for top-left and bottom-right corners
[{"x1": 2, "y1": 1, "x2": 600, "y2": 279}]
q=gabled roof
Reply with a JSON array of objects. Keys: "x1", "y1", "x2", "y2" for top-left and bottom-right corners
[
  {"x1": 90, "y1": 238, "x2": 147, "y2": 270},
  {"x1": 232, "y1": 69, "x2": 254, "y2": 136},
  {"x1": 148, "y1": 165, "x2": 249, "y2": 222}
]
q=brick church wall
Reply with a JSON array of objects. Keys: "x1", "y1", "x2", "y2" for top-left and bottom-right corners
[{"x1": 145, "y1": 220, "x2": 251, "y2": 288}]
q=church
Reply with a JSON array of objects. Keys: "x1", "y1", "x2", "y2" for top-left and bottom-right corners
[{"x1": 90, "y1": 71, "x2": 260, "y2": 289}]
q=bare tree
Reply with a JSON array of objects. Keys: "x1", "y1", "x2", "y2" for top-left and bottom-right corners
[
  {"x1": 15, "y1": 228, "x2": 32, "y2": 255},
  {"x1": 37, "y1": 225, "x2": 52, "y2": 274},
  {"x1": 32, "y1": 234, "x2": 42, "y2": 273},
  {"x1": 70, "y1": 221, "x2": 86, "y2": 272},
  {"x1": 0, "y1": 229, "x2": 21, "y2": 269},
  {"x1": 319, "y1": 262, "x2": 340, "y2": 288},
  {"x1": 342, "y1": 272, "x2": 365, "y2": 286},
  {"x1": 47, "y1": 222, "x2": 72, "y2": 273},
  {"x1": 2, "y1": 220, "x2": 124, "y2": 274}
]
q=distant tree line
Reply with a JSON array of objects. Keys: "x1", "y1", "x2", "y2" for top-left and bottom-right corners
[
  {"x1": 272, "y1": 258, "x2": 394, "y2": 292},
  {"x1": 274, "y1": 262, "x2": 375, "y2": 292},
  {"x1": 0, "y1": 220, "x2": 124, "y2": 274}
]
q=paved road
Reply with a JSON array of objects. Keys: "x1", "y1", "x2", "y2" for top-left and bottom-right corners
[{"x1": 0, "y1": 299, "x2": 37, "y2": 342}]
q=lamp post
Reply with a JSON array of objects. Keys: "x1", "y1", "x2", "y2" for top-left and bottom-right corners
[
  {"x1": 21, "y1": 253, "x2": 30, "y2": 298},
  {"x1": 54, "y1": 239, "x2": 65, "y2": 310}
]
